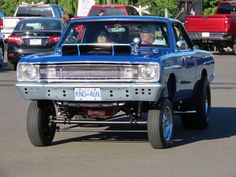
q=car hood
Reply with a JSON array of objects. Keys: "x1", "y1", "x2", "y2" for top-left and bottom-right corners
[{"x1": 18, "y1": 48, "x2": 170, "y2": 64}]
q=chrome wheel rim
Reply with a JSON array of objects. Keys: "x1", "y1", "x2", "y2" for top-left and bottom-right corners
[
  {"x1": 162, "y1": 106, "x2": 173, "y2": 141},
  {"x1": 205, "y1": 96, "x2": 208, "y2": 115},
  {"x1": 205, "y1": 91, "x2": 209, "y2": 121}
]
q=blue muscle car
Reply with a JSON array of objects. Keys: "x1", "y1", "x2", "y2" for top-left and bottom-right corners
[{"x1": 16, "y1": 16, "x2": 215, "y2": 149}]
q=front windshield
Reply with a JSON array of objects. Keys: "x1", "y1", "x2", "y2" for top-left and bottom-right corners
[
  {"x1": 16, "y1": 7, "x2": 53, "y2": 17},
  {"x1": 218, "y1": 4, "x2": 236, "y2": 14},
  {"x1": 59, "y1": 21, "x2": 170, "y2": 47}
]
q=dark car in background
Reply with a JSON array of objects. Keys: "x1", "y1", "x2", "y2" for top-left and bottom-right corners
[{"x1": 7, "y1": 17, "x2": 64, "y2": 69}]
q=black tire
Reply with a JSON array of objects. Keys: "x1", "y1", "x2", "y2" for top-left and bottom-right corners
[
  {"x1": 7, "y1": 61, "x2": 16, "y2": 71},
  {"x1": 233, "y1": 44, "x2": 236, "y2": 55},
  {"x1": 147, "y1": 98, "x2": 174, "y2": 149},
  {"x1": 181, "y1": 78, "x2": 211, "y2": 129},
  {"x1": 26, "y1": 101, "x2": 56, "y2": 146}
]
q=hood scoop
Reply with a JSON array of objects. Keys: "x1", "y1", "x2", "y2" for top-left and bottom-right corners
[{"x1": 62, "y1": 44, "x2": 131, "y2": 56}]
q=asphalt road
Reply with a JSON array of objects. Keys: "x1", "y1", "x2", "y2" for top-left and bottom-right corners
[{"x1": 0, "y1": 53, "x2": 236, "y2": 177}]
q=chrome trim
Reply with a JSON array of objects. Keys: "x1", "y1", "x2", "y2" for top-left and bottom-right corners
[
  {"x1": 209, "y1": 73, "x2": 215, "y2": 84},
  {"x1": 22, "y1": 36, "x2": 49, "y2": 39},
  {"x1": 203, "y1": 60, "x2": 214, "y2": 65},
  {"x1": 16, "y1": 82, "x2": 163, "y2": 101},
  {"x1": 53, "y1": 120, "x2": 147, "y2": 125},
  {"x1": 17, "y1": 62, "x2": 160, "y2": 83},
  {"x1": 174, "y1": 110, "x2": 197, "y2": 114},
  {"x1": 164, "y1": 65, "x2": 182, "y2": 70}
]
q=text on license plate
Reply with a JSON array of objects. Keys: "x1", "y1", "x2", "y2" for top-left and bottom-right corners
[
  {"x1": 74, "y1": 88, "x2": 101, "y2": 101},
  {"x1": 30, "y1": 39, "x2": 42, "y2": 45},
  {"x1": 202, "y1": 32, "x2": 210, "y2": 37}
]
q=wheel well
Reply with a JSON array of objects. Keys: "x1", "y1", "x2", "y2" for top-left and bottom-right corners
[
  {"x1": 37, "y1": 100, "x2": 55, "y2": 114},
  {"x1": 167, "y1": 74, "x2": 176, "y2": 102},
  {"x1": 201, "y1": 69, "x2": 208, "y2": 80}
]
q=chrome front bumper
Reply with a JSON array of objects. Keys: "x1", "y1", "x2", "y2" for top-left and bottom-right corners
[{"x1": 16, "y1": 82, "x2": 163, "y2": 102}]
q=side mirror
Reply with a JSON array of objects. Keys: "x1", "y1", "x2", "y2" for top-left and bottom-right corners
[{"x1": 176, "y1": 40, "x2": 187, "y2": 50}]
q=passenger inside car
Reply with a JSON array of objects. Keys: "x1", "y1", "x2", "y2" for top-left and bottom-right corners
[
  {"x1": 140, "y1": 24, "x2": 167, "y2": 46},
  {"x1": 97, "y1": 30, "x2": 109, "y2": 43}
]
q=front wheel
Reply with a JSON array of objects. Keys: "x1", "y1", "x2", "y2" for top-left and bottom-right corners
[
  {"x1": 26, "y1": 101, "x2": 56, "y2": 146},
  {"x1": 147, "y1": 98, "x2": 174, "y2": 149}
]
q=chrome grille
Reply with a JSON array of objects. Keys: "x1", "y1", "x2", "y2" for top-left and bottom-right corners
[{"x1": 38, "y1": 64, "x2": 140, "y2": 82}]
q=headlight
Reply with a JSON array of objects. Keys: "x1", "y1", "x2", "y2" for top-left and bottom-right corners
[
  {"x1": 17, "y1": 64, "x2": 38, "y2": 81},
  {"x1": 140, "y1": 65, "x2": 158, "y2": 80}
]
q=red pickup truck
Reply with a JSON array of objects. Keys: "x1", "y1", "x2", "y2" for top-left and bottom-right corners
[
  {"x1": 186, "y1": 0, "x2": 236, "y2": 55},
  {"x1": 87, "y1": 4, "x2": 140, "y2": 16}
]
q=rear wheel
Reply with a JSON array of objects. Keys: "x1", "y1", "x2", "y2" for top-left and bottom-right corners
[
  {"x1": 233, "y1": 44, "x2": 236, "y2": 55},
  {"x1": 147, "y1": 98, "x2": 174, "y2": 149},
  {"x1": 181, "y1": 78, "x2": 211, "y2": 129},
  {"x1": 26, "y1": 101, "x2": 56, "y2": 146},
  {"x1": 7, "y1": 61, "x2": 16, "y2": 71}
]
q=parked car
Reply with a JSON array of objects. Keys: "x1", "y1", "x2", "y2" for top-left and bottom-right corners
[
  {"x1": 0, "y1": 2, "x2": 64, "y2": 40},
  {"x1": 0, "y1": 10, "x2": 4, "y2": 30},
  {"x1": 16, "y1": 16, "x2": 215, "y2": 149},
  {"x1": 87, "y1": 4, "x2": 140, "y2": 16},
  {"x1": 0, "y1": 32, "x2": 4, "y2": 66},
  {"x1": 186, "y1": 0, "x2": 236, "y2": 54},
  {"x1": 8, "y1": 17, "x2": 64, "y2": 69},
  {"x1": 0, "y1": 10, "x2": 5, "y2": 66}
]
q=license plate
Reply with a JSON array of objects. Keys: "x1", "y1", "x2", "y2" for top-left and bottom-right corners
[
  {"x1": 74, "y1": 88, "x2": 101, "y2": 101},
  {"x1": 202, "y1": 32, "x2": 210, "y2": 37},
  {"x1": 29, "y1": 39, "x2": 42, "y2": 45}
]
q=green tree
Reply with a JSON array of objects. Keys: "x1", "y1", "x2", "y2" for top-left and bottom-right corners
[
  {"x1": 202, "y1": 0, "x2": 220, "y2": 15},
  {"x1": 0, "y1": 0, "x2": 221, "y2": 17},
  {"x1": 139, "y1": 0, "x2": 178, "y2": 17}
]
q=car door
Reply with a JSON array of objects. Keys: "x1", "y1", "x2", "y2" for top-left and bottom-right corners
[{"x1": 171, "y1": 22, "x2": 196, "y2": 99}]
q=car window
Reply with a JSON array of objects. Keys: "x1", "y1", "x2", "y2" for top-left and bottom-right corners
[
  {"x1": 16, "y1": 6, "x2": 53, "y2": 17},
  {"x1": 218, "y1": 3, "x2": 236, "y2": 14},
  {"x1": 58, "y1": 7, "x2": 65, "y2": 17},
  {"x1": 127, "y1": 7, "x2": 139, "y2": 15},
  {"x1": 52, "y1": 6, "x2": 60, "y2": 18},
  {"x1": 16, "y1": 20, "x2": 62, "y2": 31},
  {"x1": 0, "y1": 11, "x2": 4, "y2": 17},
  {"x1": 60, "y1": 21, "x2": 170, "y2": 48},
  {"x1": 88, "y1": 8, "x2": 126, "y2": 16},
  {"x1": 172, "y1": 22, "x2": 193, "y2": 50}
]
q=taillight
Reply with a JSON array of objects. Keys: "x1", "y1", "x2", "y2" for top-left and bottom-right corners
[
  {"x1": 225, "y1": 18, "x2": 228, "y2": 24},
  {"x1": 0, "y1": 19, "x2": 3, "y2": 30},
  {"x1": 8, "y1": 35, "x2": 23, "y2": 44},
  {"x1": 49, "y1": 36, "x2": 60, "y2": 43}
]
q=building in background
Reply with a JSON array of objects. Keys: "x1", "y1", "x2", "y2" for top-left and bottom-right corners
[{"x1": 77, "y1": 0, "x2": 96, "y2": 16}]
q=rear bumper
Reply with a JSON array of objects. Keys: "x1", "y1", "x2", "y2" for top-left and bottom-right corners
[
  {"x1": 188, "y1": 32, "x2": 233, "y2": 42},
  {"x1": 16, "y1": 82, "x2": 163, "y2": 102}
]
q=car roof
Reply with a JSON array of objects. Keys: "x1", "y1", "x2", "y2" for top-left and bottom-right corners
[
  {"x1": 18, "y1": 4, "x2": 59, "y2": 7},
  {"x1": 72, "y1": 16, "x2": 178, "y2": 23},
  {"x1": 219, "y1": 1, "x2": 236, "y2": 4},
  {"x1": 19, "y1": 17, "x2": 62, "y2": 21},
  {"x1": 91, "y1": 4, "x2": 130, "y2": 8}
]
